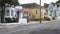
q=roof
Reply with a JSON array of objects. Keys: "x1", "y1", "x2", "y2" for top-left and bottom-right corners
[
  {"x1": 20, "y1": 3, "x2": 40, "y2": 8},
  {"x1": 41, "y1": 6, "x2": 45, "y2": 8}
]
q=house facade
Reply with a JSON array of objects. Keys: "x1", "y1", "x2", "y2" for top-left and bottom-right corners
[
  {"x1": 4, "y1": 5, "x2": 23, "y2": 22},
  {"x1": 48, "y1": 3, "x2": 57, "y2": 20},
  {"x1": 56, "y1": 2, "x2": 60, "y2": 20},
  {"x1": 5, "y1": 7, "x2": 16, "y2": 18},
  {"x1": 43, "y1": 3, "x2": 52, "y2": 20},
  {"x1": 21, "y1": 3, "x2": 45, "y2": 21},
  {"x1": 22, "y1": 8, "x2": 33, "y2": 21},
  {"x1": 32, "y1": 8, "x2": 45, "y2": 20},
  {"x1": 48, "y1": 2, "x2": 60, "y2": 20},
  {"x1": 41, "y1": 7, "x2": 48, "y2": 19}
]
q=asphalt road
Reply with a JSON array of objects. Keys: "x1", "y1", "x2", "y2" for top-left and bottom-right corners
[{"x1": 0, "y1": 20, "x2": 60, "y2": 34}]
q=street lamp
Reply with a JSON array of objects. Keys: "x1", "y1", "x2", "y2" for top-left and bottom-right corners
[{"x1": 40, "y1": 0, "x2": 41, "y2": 23}]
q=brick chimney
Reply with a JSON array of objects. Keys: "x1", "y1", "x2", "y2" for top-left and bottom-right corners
[{"x1": 44, "y1": 3, "x2": 48, "y2": 8}]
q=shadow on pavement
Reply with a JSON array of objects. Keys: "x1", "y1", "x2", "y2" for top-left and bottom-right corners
[{"x1": 29, "y1": 29, "x2": 60, "y2": 34}]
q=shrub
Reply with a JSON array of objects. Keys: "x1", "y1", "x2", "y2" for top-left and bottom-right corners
[
  {"x1": 44, "y1": 17, "x2": 50, "y2": 21},
  {"x1": 33, "y1": 18, "x2": 47, "y2": 21},
  {"x1": 33, "y1": 19, "x2": 40, "y2": 21},
  {"x1": 5, "y1": 17, "x2": 18, "y2": 23},
  {"x1": 5, "y1": 18, "x2": 11, "y2": 23},
  {"x1": 12, "y1": 17, "x2": 18, "y2": 22}
]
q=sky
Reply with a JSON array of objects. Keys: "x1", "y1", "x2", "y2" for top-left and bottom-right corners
[{"x1": 18, "y1": 0, "x2": 58, "y2": 6}]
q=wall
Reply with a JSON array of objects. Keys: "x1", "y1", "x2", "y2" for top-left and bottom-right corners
[
  {"x1": 32, "y1": 8, "x2": 45, "y2": 19},
  {"x1": 5, "y1": 7, "x2": 16, "y2": 18},
  {"x1": 22, "y1": 8, "x2": 33, "y2": 21}
]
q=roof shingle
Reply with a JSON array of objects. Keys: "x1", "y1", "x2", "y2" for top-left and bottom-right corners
[{"x1": 20, "y1": 3, "x2": 40, "y2": 8}]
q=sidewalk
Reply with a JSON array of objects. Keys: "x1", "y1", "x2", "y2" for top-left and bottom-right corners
[
  {"x1": 0, "y1": 23, "x2": 20, "y2": 29},
  {"x1": 0, "y1": 20, "x2": 58, "y2": 29},
  {"x1": 28, "y1": 20, "x2": 57, "y2": 24}
]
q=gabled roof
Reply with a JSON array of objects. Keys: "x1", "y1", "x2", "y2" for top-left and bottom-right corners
[{"x1": 20, "y1": 3, "x2": 40, "y2": 8}]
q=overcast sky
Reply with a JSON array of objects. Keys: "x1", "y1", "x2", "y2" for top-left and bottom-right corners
[{"x1": 18, "y1": 0, "x2": 58, "y2": 6}]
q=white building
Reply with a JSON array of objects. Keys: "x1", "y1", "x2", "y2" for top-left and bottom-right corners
[
  {"x1": 56, "y1": 3, "x2": 60, "y2": 20},
  {"x1": 4, "y1": 5, "x2": 23, "y2": 22},
  {"x1": 48, "y1": 2, "x2": 60, "y2": 20},
  {"x1": 41, "y1": 6, "x2": 52, "y2": 20},
  {"x1": 5, "y1": 7, "x2": 16, "y2": 18}
]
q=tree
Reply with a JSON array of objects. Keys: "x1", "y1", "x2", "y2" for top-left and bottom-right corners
[
  {"x1": 0, "y1": 0, "x2": 19, "y2": 23},
  {"x1": 56, "y1": 0, "x2": 60, "y2": 3},
  {"x1": 0, "y1": 0, "x2": 19, "y2": 6}
]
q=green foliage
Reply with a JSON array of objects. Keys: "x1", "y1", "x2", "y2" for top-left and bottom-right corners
[
  {"x1": 5, "y1": 18, "x2": 11, "y2": 23},
  {"x1": 0, "y1": 8, "x2": 5, "y2": 22},
  {"x1": 0, "y1": 0, "x2": 19, "y2": 6},
  {"x1": 12, "y1": 17, "x2": 18, "y2": 22},
  {"x1": 56, "y1": 0, "x2": 60, "y2": 3},
  {"x1": 33, "y1": 19, "x2": 40, "y2": 21},
  {"x1": 44, "y1": 17, "x2": 50, "y2": 21},
  {"x1": 5, "y1": 17, "x2": 18, "y2": 23},
  {"x1": 33, "y1": 17, "x2": 50, "y2": 21}
]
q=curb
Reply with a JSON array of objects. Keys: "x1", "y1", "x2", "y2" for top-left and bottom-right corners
[
  {"x1": 0, "y1": 20, "x2": 57, "y2": 26},
  {"x1": 0, "y1": 20, "x2": 59, "y2": 29}
]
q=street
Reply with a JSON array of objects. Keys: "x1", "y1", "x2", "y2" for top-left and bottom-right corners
[{"x1": 0, "y1": 20, "x2": 60, "y2": 34}]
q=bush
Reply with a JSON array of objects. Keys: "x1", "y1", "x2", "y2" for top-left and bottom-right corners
[
  {"x1": 5, "y1": 18, "x2": 11, "y2": 23},
  {"x1": 33, "y1": 19, "x2": 44, "y2": 21},
  {"x1": 44, "y1": 17, "x2": 50, "y2": 21},
  {"x1": 33, "y1": 19, "x2": 40, "y2": 21},
  {"x1": 52, "y1": 17, "x2": 55, "y2": 20},
  {"x1": 5, "y1": 17, "x2": 18, "y2": 23},
  {"x1": 12, "y1": 17, "x2": 18, "y2": 22}
]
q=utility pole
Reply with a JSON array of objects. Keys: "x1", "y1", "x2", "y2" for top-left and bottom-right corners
[{"x1": 40, "y1": 0, "x2": 41, "y2": 23}]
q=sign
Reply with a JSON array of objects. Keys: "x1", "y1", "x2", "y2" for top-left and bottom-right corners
[{"x1": 19, "y1": 18, "x2": 27, "y2": 24}]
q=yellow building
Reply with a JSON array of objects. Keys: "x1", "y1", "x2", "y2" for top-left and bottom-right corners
[
  {"x1": 21, "y1": 3, "x2": 46, "y2": 20},
  {"x1": 32, "y1": 8, "x2": 45, "y2": 20}
]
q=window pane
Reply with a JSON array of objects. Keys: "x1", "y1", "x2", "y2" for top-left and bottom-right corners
[
  {"x1": 35, "y1": 10, "x2": 38, "y2": 14},
  {"x1": 7, "y1": 10, "x2": 9, "y2": 16},
  {"x1": 11, "y1": 10, "x2": 13, "y2": 16}
]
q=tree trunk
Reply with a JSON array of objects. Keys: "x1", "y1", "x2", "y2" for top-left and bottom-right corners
[{"x1": 1, "y1": 6, "x2": 5, "y2": 23}]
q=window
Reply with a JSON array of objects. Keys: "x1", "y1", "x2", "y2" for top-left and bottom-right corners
[
  {"x1": 35, "y1": 10, "x2": 38, "y2": 14},
  {"x1": 11, "y1": 10, "x2": 13, "y2": 16},
  {"x1": 29, "y1": 14, "x2": 31, "y2": 16},
  {"x1": 53, "y1": 3, "x2": 55, "y2": 6},
  {"x1": 23, "y1": 14, "x2": 27, "y2": 18},
  {"x1": 29, "y1": 13, "x2": 31, "y2": 16},
  {"x1": 7, "y1": 10, "x2": 9, "y2": 16},
  {"x1": 51, "y1": 7, "x2": 53, "y2": 9},
  {"x1": 57, "y1": 5, "x2": 59, "y2": 8},
  {"x1": 45, "y1": 10, "x2": 48, "y2": 15},
  {"x1": 17, "y1": 11, "x2": 19, "y2": 18}
]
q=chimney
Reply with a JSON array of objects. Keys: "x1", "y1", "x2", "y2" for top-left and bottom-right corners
[{"x1": 44, "y1": 3, "x2": 48, "y2": 8}]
